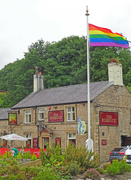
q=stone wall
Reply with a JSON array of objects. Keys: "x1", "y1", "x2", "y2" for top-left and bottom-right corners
[
  {"x1": 92, "y1": 85, "x2": 131, "y2": 162},
  {"x1": 0, "y1": 120, "x2": 8, "y2": 146}
]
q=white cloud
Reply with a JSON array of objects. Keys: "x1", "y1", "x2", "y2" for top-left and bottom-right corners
[{"x1": 0, "y1": 0, "x2": 130, "y2": 69}]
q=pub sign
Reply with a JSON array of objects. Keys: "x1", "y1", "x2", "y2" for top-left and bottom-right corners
[
  {"x1": 8, "y1": 113, "x2": 17, "y2": 125},
  {"x1": 33, "y1": 138, "x2": 38, "y2": 148},
  {"x1": 101, "y1": 140, "x2": 107, "y2": 146},
  {"x1": 100, "y1": 112, "x2": 118, "y2": 126},
  {"x1": 49, "y1": 111, "x2": 64, "y2": 123}
]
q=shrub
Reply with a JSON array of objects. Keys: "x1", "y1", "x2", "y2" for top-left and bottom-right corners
[
  {"x1": 102, "y1": 162, "x2": 112, "y2": 170},
  {"x1": 0, "y1": 166, "x2": 7, "y2": 176},
  {"x1": 68, "y1": 161, "x2": 79, "y2": 176},
  {"x1": 16, "y1": 173, "x2": 27, "y2": 180},
  {"x1": 0, "y1": 159, "x2": 8, "y2": 167},
  {"x1": 2, "y1": 150, "x2": 12, "y2": 161},
  {"x1": 106, "y1": 163, "x2": 120, "y2": 175},
  {"x1": 97, "y1": 167, "x2": 106, "y2": 174},
  {"x1": 40, "y1": 143, "x2": 64, "y2": 167},
  {"x1": 3, "y1": 152, "x2": 8, "y2": 161},
  {"x1": 6, "y1": 158, "x2": 20, "y2": 166},
  {"x1": 6, "y1": 163, "x2": 21, "y2": 175},
  {"x1": 83, "y1": 168, "x2": 100, "y2": 180},
  {"x1": 63, "y1": 144, "x2": 100, "y2": 172},
  {"x1": 40, "y1": 148, "x2": 48, "y2": 166},
  {"x1": 37, "y1": 167, "x2": 59, "y2": 180},
  {"x1": 0, "y1": 153, "x2": 2, "y2": 159},
  {"x1": 31, "y1": 153, "x2": 37, "y2": 161},
  {"x1": 0, "y1": 176, "x2": 4, "y2": 180},
  {"x1": 106, "y1": 159, "x2": 131, "y2": 175},
  {"x1": 25, "y1": 166, "x2": 38, "y2": 178},
  {"x1": 16, "y1": 152, "x2": 22, "y2": 160},
  {"x1": 7, "y1": 174, "x2": 17, "y2": 180},
  {"x1": 23, "y1": 151, "x2": 32, "y2": 159},
  {"x1": 40, "y1": 144, "x2": 100, "y2": 174},
  {"x1": 56, "y1": 164, "x2": 72, "y2": 179}
]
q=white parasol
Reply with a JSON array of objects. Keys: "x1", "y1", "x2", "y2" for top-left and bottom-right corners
[{"x1": 0, "y1": 133, "x2": 28, "y2": 141}]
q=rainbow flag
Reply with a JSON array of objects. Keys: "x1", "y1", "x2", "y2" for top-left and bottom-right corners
[{"x1": 89, "y1": 24, "x2": 129, "y2": 48}]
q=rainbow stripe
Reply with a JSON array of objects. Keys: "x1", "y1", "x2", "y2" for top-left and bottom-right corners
[{"x1": 89, "y1": 24, "x2": 129, "y2": 48}]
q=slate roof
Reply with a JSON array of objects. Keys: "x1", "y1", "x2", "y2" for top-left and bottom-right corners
[
  {"x1": 12, "y1": 81, "x2": 113, "y2": 109},
  {"x1": 0, "y1": 108, "x2": 11, "y2": 120}
]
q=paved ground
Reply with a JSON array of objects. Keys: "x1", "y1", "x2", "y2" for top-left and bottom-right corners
[
  {"x1": 100, "y1": 172, "x2": 131, "y2": 180},
  {"x1": 71, "y1": 172, "x2": 131, "y2": 180}
]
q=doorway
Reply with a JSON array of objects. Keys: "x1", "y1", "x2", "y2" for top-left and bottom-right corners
[
  {"x1": 43, "y1": 137, "x2": 49, "y2": 149},
  {"x1": 121, "y1": 135, "x2": 131, "y2": 146}
]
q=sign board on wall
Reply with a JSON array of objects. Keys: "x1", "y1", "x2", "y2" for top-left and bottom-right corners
[
  {"x1": 56, "y1": 138, "x2": 61, "y2": 147},
  {"x1": 49, "y1": 111, "x2": 64, "y2": 123},
  {"x1": 99, "y1": 112, "x2": 118, "y2": 126},
  {"x1": 77, "y1": 117, "x2": 86, "y2": 135},
  {"x1": 33, "y1": 138, "x2": 38, "y2": 148},
  {"x1": 101, "y1": 140, "x2": 107, "y2": 145},
  {"x1": 8, "y1": 113, "x2": 17, "y2": 125}
]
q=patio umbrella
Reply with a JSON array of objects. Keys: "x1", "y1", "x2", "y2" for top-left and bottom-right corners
[{"x1": 0, "y1": 133, "x2": 28, "y2": 141}]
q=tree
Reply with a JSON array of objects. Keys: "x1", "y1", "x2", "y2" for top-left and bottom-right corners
[{"x1": 0, "y1": 36, "x2": 130, "y2": 107}]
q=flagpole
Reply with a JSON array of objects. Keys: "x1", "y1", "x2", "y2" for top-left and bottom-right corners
[{"x1": 85, "y1": 6, "x2": 92, "y2": 151}]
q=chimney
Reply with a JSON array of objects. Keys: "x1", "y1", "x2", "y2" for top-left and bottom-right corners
[
  {"x1": 108, "y1": 61, "x2": 123, "y2": 86},
  {"x1": 33, "y1": 67, "x2": 44, "y2": 92}
]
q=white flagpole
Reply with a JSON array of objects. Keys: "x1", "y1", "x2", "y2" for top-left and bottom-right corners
[{"x1": 85, "y1": 6, "x2": 93, "y2": 151}]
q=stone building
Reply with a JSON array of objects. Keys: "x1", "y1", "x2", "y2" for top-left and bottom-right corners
[
  {"x1": 0, "y1": 108, "x2": 11, "y2": 146},
  {"x1": 0, "y1": 62, "x2": 131, "y2": 162}
]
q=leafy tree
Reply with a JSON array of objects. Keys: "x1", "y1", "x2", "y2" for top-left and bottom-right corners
[
  {"x1": 43, "y1": 36, "x2": 87, "y2": 87},
  {"x1": 0, "y1": 93, "x2": 7, "y2": 108},
  {"x1": 0, "y1": 36, "x2": 130, "y2": 107},
  {"x1": 127, "y1": 86, "x2": 131, "y2": 92},
  {"x1": 90, "y1": 47, "x2": 118, "y2": 82}
]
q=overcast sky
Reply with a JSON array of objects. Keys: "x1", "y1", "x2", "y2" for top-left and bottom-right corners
[{"x1": 0, "y1": 0, "x2": 131, "y2": 70}]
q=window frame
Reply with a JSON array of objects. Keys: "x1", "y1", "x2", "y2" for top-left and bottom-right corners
[
  {"x1": 25, "y1": 110, "x2": 31, "y2": 124},
  {"x1": 68, "y1": 133, "x2": 76, "y2": 146},
  {"x1": 67, "y1": 107, "x2": 75, "y2": 121},
  {"x1": 38, "y1": 108, "x2": 44, "y2": 121}
]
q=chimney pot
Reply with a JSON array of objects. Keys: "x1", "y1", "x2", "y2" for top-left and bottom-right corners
[
  {"x1": 35, "y1": 67, "x2": 39, "y2": 74},
  {"x1": 108, "y1": 62, "x2": 123, "y2": 86},
  {"x1": 33, "y1": 67, "x2": 44, "y2": 92}
]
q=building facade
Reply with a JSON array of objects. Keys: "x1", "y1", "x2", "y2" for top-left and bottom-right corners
[{"x1": 0, "y1": 62, "x2": 131, "y2": 162}]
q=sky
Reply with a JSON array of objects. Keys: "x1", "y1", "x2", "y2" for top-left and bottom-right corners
[{"x1": 0, "y1": 0, "x2": 131, "y2": 70}]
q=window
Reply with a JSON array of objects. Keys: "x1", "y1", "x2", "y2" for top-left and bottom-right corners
[
  {"x1": 68, "y1": 133, "x2": 76, "y2": 147},
  {"x1": 25, "y1": 134, "x2": 31, "y2": 147},
  {"x1": 2, "y1": 139, "x2": 7, "y2": 147},
  {"x1": 38, "y1": 109, "x2": 44, "y2": 121},
  {"x1": 25, "y1": 110, "x2": 31, "y2": 123},
  {"x1": 67, "y1": 107, "x2": 75, "y2": 121}
]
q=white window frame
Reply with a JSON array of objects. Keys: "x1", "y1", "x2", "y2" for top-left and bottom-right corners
[
  {"x1": 67, "y1": 107, "x2": 75, "y2": 121},
  {"x1": 68, "y1": 133, "x2": 76, "y2": 146},
  {"x1": 38, "y1": 108, "x2": 44, "y2": 121},
  {"x1": 25, "y1": 110, "x2": 31, "y2": 123}
]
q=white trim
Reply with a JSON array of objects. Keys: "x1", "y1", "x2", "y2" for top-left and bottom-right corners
[
  {"x1": 25, "y1": 110, "x2": 31, "y2": 123},
  {"x1": 67, "y1": 107, "x2": 75, "y2": 121},
  {"x1": 38, "y1": 108, "x2": 44, "y2": 121}
]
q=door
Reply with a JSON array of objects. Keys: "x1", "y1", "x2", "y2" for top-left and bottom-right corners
[
  {"x1": 43, "y1": 137, "x2": 49, "y2": 149},
  {"x1": 121, "y1": 136, "x2": 131, "y2": 146}
]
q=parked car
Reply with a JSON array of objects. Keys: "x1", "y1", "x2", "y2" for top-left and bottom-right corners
[
  {"x1": 125, "y1": 146, "x2": 131, "y2": 164},
  {"x1": 109, "y1": 147, "x2": 128, "y2": 163}
]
